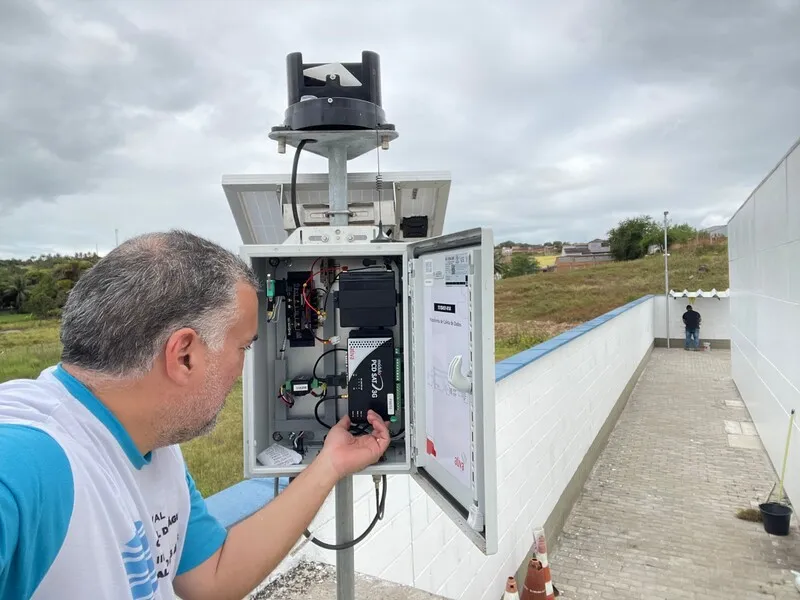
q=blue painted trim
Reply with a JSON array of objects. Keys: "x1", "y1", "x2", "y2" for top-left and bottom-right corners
[
  {"x1": 207, "y1": 477, "x2": 290, "y2": 529},
  {"x1": 494, "y1": 294, "x2": 655, "y2": 382},
  {"x1": 207, "y1": 295, "x2": 655, "y2": 527}
]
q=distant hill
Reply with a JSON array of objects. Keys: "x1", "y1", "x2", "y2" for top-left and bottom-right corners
[
  {"x1": 2, "y1": 245, "x2": 729, "y2": 362},
  {"x1": 493, "y1": 242, "x2": 729, "y2": 359}
]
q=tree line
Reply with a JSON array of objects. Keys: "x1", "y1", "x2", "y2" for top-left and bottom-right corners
[
  {"x1": 4, "y1": 221, "x2": 717, "y2": 313},
  {"x1": 494, "y1": 215, "x2": 721, "y2": 280},
  {"x1": 607, "y1": 216, "x2": 710, "y2": 261},
  {"x1": 0, "y1": 253, "x2": 102, "y2": 318},
  {"x1": 493, "y1": 249, "x2": 540, "y2": 279}
]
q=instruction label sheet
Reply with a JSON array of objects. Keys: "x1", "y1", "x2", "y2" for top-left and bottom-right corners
[{"x1": 422, "y1": 268, "x2": 472, "y2": 488}]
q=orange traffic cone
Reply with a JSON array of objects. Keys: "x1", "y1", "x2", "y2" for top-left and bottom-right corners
[
  {"x1": 520, "y1": 558, "x2": 547, "y2": 600},
  {"x1": 504, "y1": 576, "x2": 521, "y2": 600},
  {"x1": 533, "y1": 528, "x2": 556, "y2": 599}
]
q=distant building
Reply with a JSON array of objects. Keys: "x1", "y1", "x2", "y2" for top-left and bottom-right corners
[
  {"x1": 499, "y1": 244, "x2": 557, "y2": 262},
  {"x1": 588, "y1": 238, "x2": 611, "y2": 253},
  {"x1": 703, "y1": 225, "x2": 728, "y2": 239},
  {"x1": 509, "y1": 245, "x2": 555, "y2": 256},
  {"x1": 560, "y1": 239, "x2": 610, "y2": 256},
  {"x1": 562, "y1": 244, "x2": 590, "y2": 256},
  {"x1": 556, "y1": 238, "x2": 614, "y2": 271}
]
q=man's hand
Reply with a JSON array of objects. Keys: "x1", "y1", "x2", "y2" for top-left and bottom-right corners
[
  {"x1": 318, "y1": 410, "x2": 391, "y2": 479},
  {"x1": 173, "y1": 409, "x2": 391, "y2": 600}
]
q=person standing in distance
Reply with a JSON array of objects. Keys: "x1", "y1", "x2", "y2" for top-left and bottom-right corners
[
  {"x1": 682, "y1": 304, "x2": 702, "y2": 351},
  {"x1": 0, "y1": 230, "x2": 390, "y2": 600}
]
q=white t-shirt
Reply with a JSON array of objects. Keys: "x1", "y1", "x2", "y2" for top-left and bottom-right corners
[{"x1": 0, "y1": 364, "x2": 228, "y2": 599}]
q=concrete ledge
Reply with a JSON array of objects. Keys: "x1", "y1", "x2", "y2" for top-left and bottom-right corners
[
  {"x1": 654, "y1": 337, "x2": 731, "y2": 349},
  {"x1": 513, "y1": 341, "x2": 655, "y2": 587},
  {"x1": 495, "y1": 295, "x2": 655, "y2": 382}
]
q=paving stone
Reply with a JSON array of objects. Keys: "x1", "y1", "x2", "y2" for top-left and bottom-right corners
[
  {"x1": 728, "y1": 434, "x2": 764, "y2": 449},
  {"x1": 724, "y1": 419, "x2": 742, "y2": 434},
  {"x1": 550, "y1": 349, "x2": 800, "y2": 600},
  {"x1": 742, "y1": 421, "x2": 759, "y2": 436}
]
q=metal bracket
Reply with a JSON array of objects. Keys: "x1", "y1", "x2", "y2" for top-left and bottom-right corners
[{"x1": 467, "y1": 504, "x2": 484, "y2": 532}]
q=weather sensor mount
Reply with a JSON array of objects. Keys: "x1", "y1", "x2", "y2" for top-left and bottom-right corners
[{"x1": 279, "y1": 51, "x2": 393, "y2": 132}]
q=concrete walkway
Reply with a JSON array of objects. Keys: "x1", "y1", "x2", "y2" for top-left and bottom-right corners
[{"x1": 551, "y1": 349, "x2": 800, "y2": 599}]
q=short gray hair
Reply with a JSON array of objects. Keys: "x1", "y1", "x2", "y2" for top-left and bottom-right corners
[{"x1": 60, "y1": 229, "x2": 260, "y2": 378}]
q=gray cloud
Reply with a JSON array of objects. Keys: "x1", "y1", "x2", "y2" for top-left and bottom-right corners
[
  {"x1": 0, "y1": 0, "x2": 211, "y2": 212},
  {"x1": 1, "y1": 0, "x2": 799, "y2": 256}
]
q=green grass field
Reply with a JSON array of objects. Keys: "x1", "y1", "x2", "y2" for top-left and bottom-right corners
[
  {"x1": 495, "y1": 246, "x2": 729, "y2": 341},
  {"x1": 0, "y1": 246, "x2": 729, "y2": 496}
]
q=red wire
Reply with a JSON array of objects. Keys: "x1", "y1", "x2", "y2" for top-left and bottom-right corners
[
  {"x1": 300, "y1": 261, "x2": 351, "y2": 344},
  {"x1": 302, "y1": 266, "x2": 343, "y2": 314},
  {"x1": 279, "y1": 389, "x2": 294, "y2": 407},
  {"x1": 302, "y1": 258, "x2": 323, "y2": 312},
  {"x1": 303, "y1": 287, "x2": 318, "y2": 313}
]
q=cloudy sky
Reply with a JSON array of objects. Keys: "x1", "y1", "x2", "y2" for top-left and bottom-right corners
[{"x1": 1, "y1": 0, "x2": 799, "y2": 257}]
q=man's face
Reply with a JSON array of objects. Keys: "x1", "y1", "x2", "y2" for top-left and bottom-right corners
[{"x1": 169, "y1": 282, "x2": 259, "y2": 443}]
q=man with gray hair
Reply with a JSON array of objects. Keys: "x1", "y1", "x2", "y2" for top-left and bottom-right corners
[{"x1": 0, "y1": 230, "x2": 390, "y2": 600}]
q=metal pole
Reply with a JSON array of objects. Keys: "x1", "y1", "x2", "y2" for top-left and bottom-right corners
[
  {"x1": 327, "y1": 140, "x2": 355, "y2": 600},
  {"x1": 115, "y1": 228, "x2": 119, "y2": 247},
  {"x1": 664, "y1": 211, "x2": 670, "y2": 349},
  {"x1": 335, "y1": 476, "x2": 355, "y2": 599},
  {"x1": 328, "y1": 145, "x2": 349, "y2": 227}
]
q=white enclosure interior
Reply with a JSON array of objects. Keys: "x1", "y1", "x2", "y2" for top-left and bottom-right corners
[
  {"x1": 237, "y1": 228, "x2": 498, "y2": 554},
  {"x1": 240, "y1": 242, "x2": 412, "y2": 476},
  {"x1": 728, "y1": 136, "x2": 800, "y2": 506}
]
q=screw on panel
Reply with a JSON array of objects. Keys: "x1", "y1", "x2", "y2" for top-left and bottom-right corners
[{"x1": 272, "y1": 432, "x2": 283, "y2": 442}]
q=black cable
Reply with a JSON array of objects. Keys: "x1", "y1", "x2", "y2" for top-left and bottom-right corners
[
  {"x1": 314, "y1": 395, "x2": 369, "y2": 436},
  {"x1": 313, "y1": 348, "x2": 346, "y2": 381},
  {"x1": 291, "y1": 139, "x2": 313, "y2": 229},
  {"x1": 322, "y1": 271, "x2": 342, "y2": 311},
  {"x1": 302, "y1": 475, "x2": 388, "y2": 551},
  {"x1": 314, "y1": 395, "x2": 334, "y2": 429}
]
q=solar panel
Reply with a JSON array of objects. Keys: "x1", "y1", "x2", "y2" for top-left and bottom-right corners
[{"x1": 222, "y1": 171, "x2": 451, "y2": 244}]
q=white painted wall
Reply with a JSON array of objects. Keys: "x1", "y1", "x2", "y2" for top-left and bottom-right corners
[
  {"x1": 729, "y1": 136, "x2": 800, "y2": 507},
  {"x1": 653, "y1": 296, "x2": 730, "y2": 342},
  {"x1": 293, "y1": 297, "x2": 655, "y2": 600}
]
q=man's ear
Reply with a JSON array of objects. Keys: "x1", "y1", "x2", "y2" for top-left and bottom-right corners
[{"x1": 164, "y1": 327, "x2": 201, "y2": 384}]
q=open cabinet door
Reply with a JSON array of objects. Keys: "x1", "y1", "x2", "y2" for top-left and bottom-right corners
[{"x1": 408, "y1": 227, "x2": 497, "y2": 555}]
